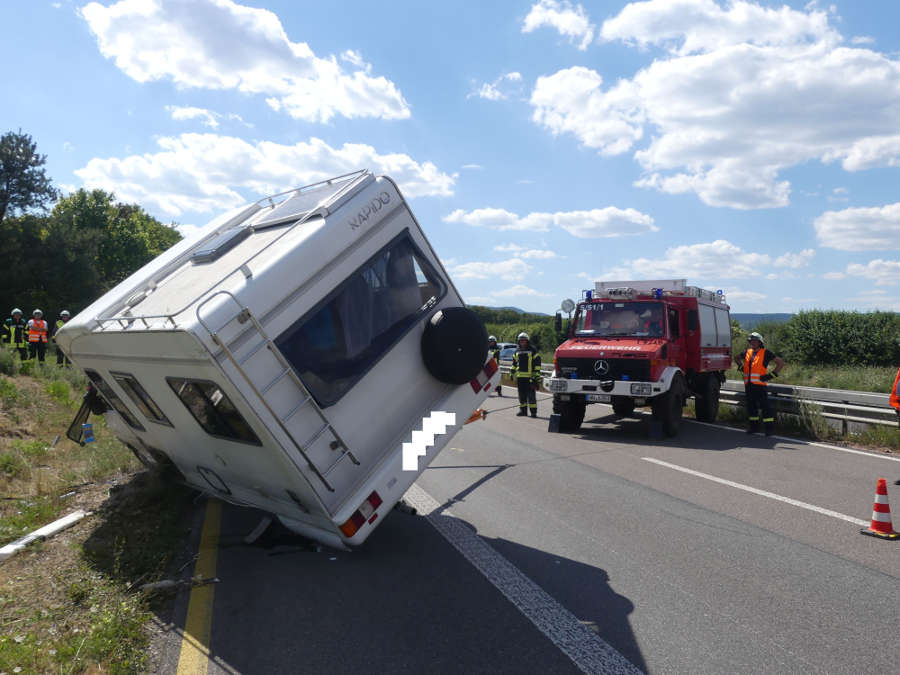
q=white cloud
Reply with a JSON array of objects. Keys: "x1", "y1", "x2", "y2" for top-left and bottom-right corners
[
  {"x1": 444, "y1": 205, "x2": 656, "y2": 237},
  {"x1": 166, "y1": 105, "x2": 220, "y2": 128},
  {"x1": 724, "y1": 289, "x2": 766, "y2": 302},
  {"x1": 62, "y1": 141, "x2": 74, "y2": 152},
  {"x1": 523, "y1": 0, "x2": 595, "y2": 51},
  {"x1": 814, "y1": 203, "x2": 900, "y2": 251},
  {"x1": 600, "y1": 239, "x2": 813, "y2": 280},
  {"x1": 846, "y1": 289, "x2": 900, "y2": 311},
  {"x1": 822, "y1": 271, "x2": 845, "y2": 279},
  {"x1": 80, "y1": 0, "x2": 409, "y2": 123},
  {"x1": 492, "y1": 284, "x2": 553, "y2": 298},
  {"x1": 468, "y1": 72, "x2": 523, "y2": 101},
  {"x1": 462, "y1": 164, "x2": 483, "y2": 170},
  {"x1": 494, "y1": 244, "x2": 559, "y2": 259},
  {"x1": 851, "y1": 36, "x2": 875, "y2": 46},
  {"x1": 74, "y1": 133, "x2": 454, "y2": 217},
  {"x1": 449, "y1": 258, "x2": 532, "y2": 281},
  {"x1": 844, "y1": 259, "x2": 900, "y2": 286},
  {"x1": 774, "y1": 249, "x2": 815, "y2": 268},
  {"x1": 530, "y1": 1, "x2": 900, "y2": 209},
  {"x1": 600, "y1": 0, "x2": 836, "y2": 55}
]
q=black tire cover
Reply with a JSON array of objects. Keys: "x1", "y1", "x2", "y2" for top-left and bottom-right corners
[{"x1": 421, "y1": 307, "x2": 488, "y2": 385}]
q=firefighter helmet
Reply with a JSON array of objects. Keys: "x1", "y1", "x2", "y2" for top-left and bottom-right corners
[
  {"x1": 748, "y1": 331, "x2": 764, "y2": 344},
  {"x1": 488, "y1": 335, "x2": 497, "y2": 342},
  {"x1": 11, "y1": 308, "x2": 22, "y2": 316},
  {"x1": 32, "y1": 309, "x2": 43, "y2": 317},
  {"x1": 517, "y1": 332, "x2": 529, "y2": 342},
  {"x1": 60, "y1": 310, "x2": 71, "y2": 318}
]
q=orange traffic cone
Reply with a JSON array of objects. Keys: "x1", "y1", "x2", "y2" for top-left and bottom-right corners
[{"x1": 860, "y1": 478, "x2": 899, "y2": 540}]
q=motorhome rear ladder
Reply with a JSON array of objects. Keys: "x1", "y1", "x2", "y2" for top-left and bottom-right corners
[{"x1": 197, "y1": 291, "x2": 359, "y2": 492}]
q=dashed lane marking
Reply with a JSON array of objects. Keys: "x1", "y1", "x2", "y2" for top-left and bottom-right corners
[
  {"x1": 642, "y1": 457, "x2": 868, "y2": 527},
  {"x1": 405, "y1": 483, "x2": 642, "y2": 675}
]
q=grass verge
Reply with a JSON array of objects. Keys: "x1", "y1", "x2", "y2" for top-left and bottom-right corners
[{"x1": 0, "y1": 366, "x2": 194, "y2": 673}]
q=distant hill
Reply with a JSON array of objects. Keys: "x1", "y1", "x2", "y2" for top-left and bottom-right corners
[
  {"x1": 732, "y1": 313, "x2": 793, "y2": 329},
  {"x1": 491, "y1": 306, "x2": 551, "y2": 316}
]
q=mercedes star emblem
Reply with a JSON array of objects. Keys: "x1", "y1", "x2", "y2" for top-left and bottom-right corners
[{"x1": 593, "y1": 359, "x2": 610, "y2": 375}]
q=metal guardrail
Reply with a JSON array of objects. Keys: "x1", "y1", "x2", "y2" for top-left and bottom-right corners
[{"x1": 499, "y1": 361, "x2": 897, "y2": 429}]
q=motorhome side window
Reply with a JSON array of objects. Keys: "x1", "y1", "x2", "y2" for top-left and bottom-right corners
[
  {"x1": 83, "y1": 369, "x2": 145, "y2": 431},
  {"x1": 275, "y1": 232, "x2": 446, "y2": 407},
  {"x1": 167, "y1": 378, "x2": 261, "y2": 445},
  {"x1": 110, "y1": 372, "x2": 172, "y2": 426}
]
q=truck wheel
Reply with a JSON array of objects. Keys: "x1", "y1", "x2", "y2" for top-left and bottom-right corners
[
  {"x1": 611, "y1": 397, "x2": 635, "y2": 417},
  {"x1": 694, "y1": 374, "x2": 720, "y2": 423},
  {"x1": 652, "y1": 375, "x2": 684, "y2": 436},
  {"x1": 554, "y1": 396, "x2": 585, "y2": 432},
  {"x1": 421, "y1": 307, "x2": 488, "y2": 385}
]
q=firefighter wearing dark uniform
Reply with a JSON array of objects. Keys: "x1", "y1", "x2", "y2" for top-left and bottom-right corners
[
  {"x1": 3, "y1": 308, "x2": 29, "y2": 360},
  {"x1": 510, "y1": 331, "x2": 540, "y2": 417},
  {"x1": 735, "y1": 331, "x2": 785, "y2": 435},
  {"x1": 54, "y1": 310, "x2": 71, "y2": 366},
  {"x1": 890, "y1": 365, "x2": 900, "y2": 429},
  {"x1": 27, "y1": 309, "x2": 49, "y2": 363},
  {"x1": 488, "y1": 335, "x2": 502, "y2": 397}
]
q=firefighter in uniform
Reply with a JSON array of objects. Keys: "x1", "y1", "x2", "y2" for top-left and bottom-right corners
[
  {"x1": 510, "y1": 331, "x2": 540, "y2": 417},
  {"x1": 890, "y1": 365, "x2": 899, "y2": 429},
  {"x1": 3, "y1": 308, "x2": 29, "y2": 360},
  {"x1": 54, "y1": 310, "x2": 71, "y2": 366},
  {"x1": 735, "y1": 331, "x2": 785, "y2": 435},
  {"x1": 488, "y1": 335, "x2": 502, "y2": 397},
  {"x1": 27, "y1": 309, "x2": 49, "y2": 363}
]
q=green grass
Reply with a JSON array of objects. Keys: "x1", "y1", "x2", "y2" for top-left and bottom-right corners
[{"x1": 0, "y1": 366, "x2": 195, "y2": 673}]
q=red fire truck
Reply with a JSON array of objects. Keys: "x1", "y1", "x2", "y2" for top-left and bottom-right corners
[{"x1": 545, "y1": 279, "x2": 732, "y2": 436}]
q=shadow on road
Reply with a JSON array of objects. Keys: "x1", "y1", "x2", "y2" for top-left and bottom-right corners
[
  {"x1": 158, "y1": 491, "x2": 646, "y2": 675},
  {"x1": 572, "y1": 409, "x2": 781, "y2": 452}
]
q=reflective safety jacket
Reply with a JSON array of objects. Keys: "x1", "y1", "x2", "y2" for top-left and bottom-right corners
[
  {"x1": 743, "y1": 348, "x2": 769, "y2": 386},
  {"x1": 3, "y1": 318, "x2": 28, "y2": 348},
  {"x1": 27, "y1": 318, "x2": 48, "y2": 343},
  {"x1": 890, "y1": 367, "x2": 900, "y2": 411},
  {"x1": 54, "y1": 319, "x2": 67, "y2": 343},
  {"x1": 510, "y1": 348, "x2": 541, "y2": 383},
  {"x1": 488, "y1": 345, "x2": 500, "y2": 363}
]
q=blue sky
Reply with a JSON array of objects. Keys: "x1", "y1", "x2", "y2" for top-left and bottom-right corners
[{"x1": 3, "y1": 0, "x2": 900, "y2": 314}]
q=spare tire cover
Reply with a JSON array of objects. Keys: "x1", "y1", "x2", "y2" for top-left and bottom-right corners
[{"x1": 421, "y1": 307, "x2": 488, "y2": 385}]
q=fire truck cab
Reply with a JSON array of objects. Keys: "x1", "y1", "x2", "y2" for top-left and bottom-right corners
[{"x1": 545, "y1": 279, "x2": 732, "y2": 436}]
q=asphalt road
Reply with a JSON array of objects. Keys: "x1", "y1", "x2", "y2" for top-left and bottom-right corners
[{"x1": 156, "y1": 387, "x2": 900, "y2": 674}]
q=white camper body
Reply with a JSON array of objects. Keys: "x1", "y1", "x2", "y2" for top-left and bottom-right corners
[{"x1": 57, "y1": 171, "x2": 498, "y2": 548}]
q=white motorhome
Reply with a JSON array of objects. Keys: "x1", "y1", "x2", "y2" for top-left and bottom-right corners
[{"x1": 57, "y1": 171, "x2": 498, "y2": 549}]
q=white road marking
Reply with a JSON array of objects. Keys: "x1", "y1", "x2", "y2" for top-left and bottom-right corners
[
  {"x1": 642, "y1": 457, "x2": 869, "y2": 527},
  {"x1": 404, "y1": 483, "x2": 642, "y2": 675}
]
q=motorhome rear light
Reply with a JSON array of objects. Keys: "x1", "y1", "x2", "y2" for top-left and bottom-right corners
[
  {"x1": 368, "y1": 513, "x2": 378, "y2": 525},
  {"x1": 367, "y1": 490, "x2": 383, "y2": 509},
  {"x1": 339, "y1": 511, "x2": 366, "y2": 537},
  {"x1": 470, "y1": 360, "x2": 497, "y2": 393}
]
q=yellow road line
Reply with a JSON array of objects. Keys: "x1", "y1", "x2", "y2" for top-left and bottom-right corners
[{"x1": 177, "y1": 499, "x2": 222, "y2": 675}]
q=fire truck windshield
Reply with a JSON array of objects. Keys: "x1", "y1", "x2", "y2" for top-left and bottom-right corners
[{"x1": 574, "y1": 301, "x2": 665, "y2": 338}]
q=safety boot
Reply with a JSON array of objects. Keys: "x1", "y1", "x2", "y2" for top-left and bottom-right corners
[
  {"x1": 764, "y1": 422, "x2": 774, "y2": 436},
  {"x1": 530, "y1": 409, "x2": 537, "y2": 418},
  {"x1": 746, "y1": 421, "x2": 758, "y2": 434},
  {"x1": 516, "y1": 409, "x2": 527, "y2": 417}
]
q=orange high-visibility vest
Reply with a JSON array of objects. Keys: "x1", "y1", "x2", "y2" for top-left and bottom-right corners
[
  {"x1": 27, "y1": 319, "x2": 48, "y2": 343},
  {"x1": 890, "y1": 367, "x2": 900, "y2": 410},
  {"x1": 743, "y1": 348, "x2": 769, "y2": 386}
]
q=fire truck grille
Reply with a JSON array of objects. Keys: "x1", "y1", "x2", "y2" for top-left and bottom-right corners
[{"x1": 557, "y1": 358, "x2": 651, "y2": 382}]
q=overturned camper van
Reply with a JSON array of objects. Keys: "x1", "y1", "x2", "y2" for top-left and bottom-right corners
[{"x1": 57, "y1": 171, "x2": 498, "y2": 549}]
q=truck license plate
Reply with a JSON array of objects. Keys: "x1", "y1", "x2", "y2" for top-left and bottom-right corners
[{"x1": 587, "y1": 394, "x2": 611, "y2": 403}]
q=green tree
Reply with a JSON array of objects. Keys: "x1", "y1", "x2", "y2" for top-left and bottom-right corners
[{"x1": 0, "y1": 130, "x2": 58, "y2": 224}]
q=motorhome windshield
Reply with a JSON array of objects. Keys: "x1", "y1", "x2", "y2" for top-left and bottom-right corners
[
  {"x1": 276, "y1": 231, "x2": 446, "y2": 407},
  {"x1": 574, "y1": 301, "x2": 665, "y2": 338}
]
